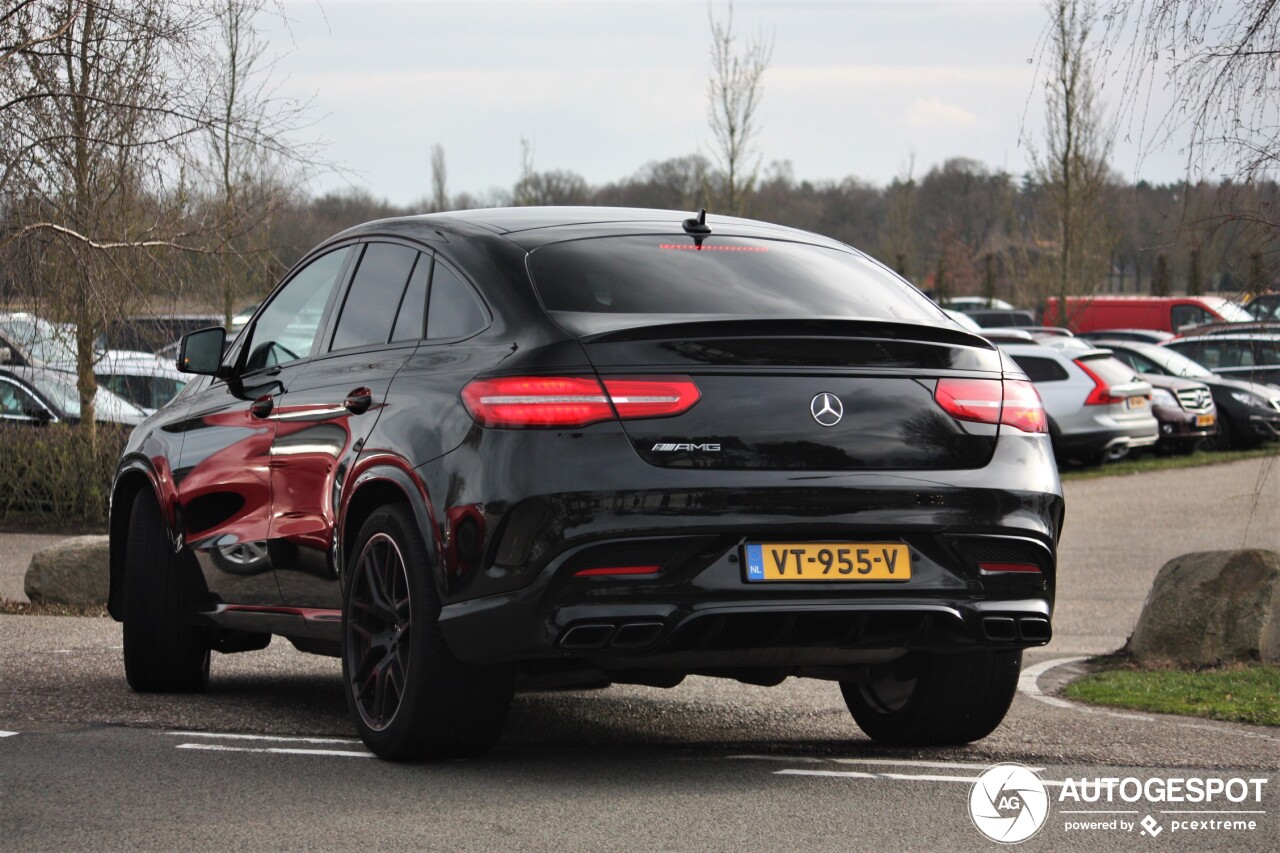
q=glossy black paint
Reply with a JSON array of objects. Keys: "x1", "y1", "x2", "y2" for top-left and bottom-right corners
[{"x1": 109, "y1": 207, "x2": 1064, "y2": 683}]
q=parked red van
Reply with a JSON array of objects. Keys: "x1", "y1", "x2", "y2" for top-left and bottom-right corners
[{"x1": 1042, "y1": 295, "x2": 1252, "y2": 333}]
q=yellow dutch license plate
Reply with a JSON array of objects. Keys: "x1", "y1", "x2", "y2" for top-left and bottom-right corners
[
  {"x1": 744, "y1": 543, "x2": 911, "y2": 582},
  {"x1": 1196, "y1": 414, "x2": 1215, "y2": 427},
  {"x1": 1127, "y1": 396, "x2": 1148, "y2": 409}
]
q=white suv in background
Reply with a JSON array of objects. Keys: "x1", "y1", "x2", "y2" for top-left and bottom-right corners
[{"x1": 996, "y1": 338, "x2": 1158, "y2": 465}]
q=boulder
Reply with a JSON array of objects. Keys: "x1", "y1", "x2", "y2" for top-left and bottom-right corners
[
  {"x1": 1126, "y1": 549, "x2": 1280, "y2": 666},
  {"x1": 24, "y1": 535, "x2": 110, "y2": 607}
]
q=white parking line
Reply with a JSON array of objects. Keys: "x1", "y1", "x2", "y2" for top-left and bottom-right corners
[
  {"x1": 165, "y1": 731, "x2": 362, "y2": 745},
  {"x1": 776, "y1": 769, "x2": 1068, "y2": 787},
  {"x1": 831, "y1": 758, "x2": 1044, "y2": 772},
  {"x1": 1018, "y1": 656, "x2": 1091, "y2": 710},
  {"x1": 0, "y1": 731, "x2": 17, "y2": 738},
  {"x1": 176, "y1": 743, "x2": 372, "y2": 758}
]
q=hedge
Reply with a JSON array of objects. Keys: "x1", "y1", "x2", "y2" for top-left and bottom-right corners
[{"x1": 0, "y1": 423, "x2": 129, "y2": 526}]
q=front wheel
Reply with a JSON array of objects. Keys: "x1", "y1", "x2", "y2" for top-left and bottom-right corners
[
  {"x1": 839, "y1": 649, "x2": 1021, "y2": 745},
  {"x1": 123, "y1": 489, "x2": 211, "y2": 692},
  {"x1": 342, "y1": 504, "x2": 515, "y2": 761}
]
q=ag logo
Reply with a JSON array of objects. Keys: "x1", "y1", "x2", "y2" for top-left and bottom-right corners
[
  {"x1": 969, "y1": 763, "x2": 1050, "y2": 844},
  {"x1": 810, "y1": 392, "x2": 844, "y2": 427}
]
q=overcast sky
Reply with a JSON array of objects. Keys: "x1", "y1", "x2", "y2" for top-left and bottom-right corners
[{"x1": 261, "y1": 0, "x2": 1185, "y2": 207}]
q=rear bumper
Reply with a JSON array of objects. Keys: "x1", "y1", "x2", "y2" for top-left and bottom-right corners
[{"x1": 426, "y1": 429, "x2": 1062, "y2": 671}]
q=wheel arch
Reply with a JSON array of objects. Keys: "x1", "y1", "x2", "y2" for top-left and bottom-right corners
[
  {"x1": 108, "y1": 458, "x2": 166, "y2": 621},
  {"x1": 339, "y1": 462, "x2": 444, "y2": 595}
]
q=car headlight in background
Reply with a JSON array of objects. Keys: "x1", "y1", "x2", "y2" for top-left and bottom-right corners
[
  {"x1": 1151, "y1": 388, "x2": 1178, "y2": 408},
  {"x1": 1229, "y1": 391, "x2": 1267, "y2": 408}
]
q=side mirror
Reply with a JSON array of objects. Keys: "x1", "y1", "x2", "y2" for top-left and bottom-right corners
[{"x1": 178, "y1": 326, "x2": 227, "y2": 376}]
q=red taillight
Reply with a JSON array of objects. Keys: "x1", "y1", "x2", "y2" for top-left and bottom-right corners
[
  {"x1": 461, "y1": 375, "x2": 700, "y2": 428},
  {"x1": 1074, "y1": 359, "x2": 1122, "y2": 405},
  {"x1": 934, "y1": 378, "x2": 1048, "y2": 435},
  {"x1": 1001, "y1": 379, "x2": 1049, "y2": 434},
  {"x1": 933, "y1": 378, "x2": 1003, "y2": 424}
]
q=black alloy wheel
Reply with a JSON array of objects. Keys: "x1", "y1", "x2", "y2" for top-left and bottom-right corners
[
  {"x1": 840, "y1": 649, "x2": 1021, "y2": 746},
  {"x1": 123, "y1": 489, "x2": 211, "y2": 692},
  {"x1": 341, "y1": 504, "x2": 516, "y2": 761},
  {"x1": 345, "y1": 530, "x2": 413, "y2": 733}
]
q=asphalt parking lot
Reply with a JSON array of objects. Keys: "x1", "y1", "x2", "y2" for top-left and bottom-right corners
[{"x1": 0, "y1": 456, "x2": 1277, "y2": 850}]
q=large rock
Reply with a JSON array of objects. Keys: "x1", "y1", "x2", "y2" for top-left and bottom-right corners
[
  {"x1": 1127, "y1": 549, "x2": 1280, "y2": 666},
  {"x1": 24, "y1": 535, "x2": 110, "y2": 607}
]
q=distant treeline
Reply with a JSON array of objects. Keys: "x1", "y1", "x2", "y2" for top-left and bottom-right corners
[{"x1": 4, "y1": 153, "x2": 1277, "y2": 317}]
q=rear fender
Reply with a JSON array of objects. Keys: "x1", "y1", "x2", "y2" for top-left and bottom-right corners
[{"x1": 338, "y1": 455, "x2": 445, "y2": 597}]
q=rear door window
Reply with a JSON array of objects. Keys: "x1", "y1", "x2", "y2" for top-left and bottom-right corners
[
  {"x1": 331, "y1": 243, "x2": 421, "y2": 351},
  {"x1": 527, "y1": 236, "x2": 942, "y2": 323}
]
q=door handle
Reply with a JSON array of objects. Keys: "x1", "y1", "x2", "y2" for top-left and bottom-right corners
[
  {"x1": 344, "y1": 387, "x2": 374, "y2": 415},
  {"x1": 250, "y1": 394, "x2": 274, "y2": 419}
]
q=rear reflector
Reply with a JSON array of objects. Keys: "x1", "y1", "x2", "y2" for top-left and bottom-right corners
[
  {"x1": 573, "y1": 565, "x2": 662, "y2": 577},
  {"x1": 934, "y1": 378, "x2": 1048, "y2": 434},
  {"x1": 462, "y1": 376, "x2": 699, "y2": 428},
  {"x1": 978, "y1": 562, "x2": 1042, "y2": 574}
]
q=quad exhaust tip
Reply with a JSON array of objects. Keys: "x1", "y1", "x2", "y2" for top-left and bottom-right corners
[
  {"x1": 980, "y1": 615, "x2": 1051, "y2": 644},
  {"x1": 559, "y1": 621, "x2": 665, "y2": 650}
]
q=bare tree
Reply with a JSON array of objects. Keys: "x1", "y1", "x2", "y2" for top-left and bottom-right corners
[
  {"x1": 199, "y1": 0, "x2": 313, "y2": 325},
  {"x1": 430, "y1": 142, "x2": 448, "y2": 212},
  {"x1": 1100, "y1": 2, "x2": 1280, "y2": 206},
  {"x1": 706, "y1": 1, "x2": 772, "y2": 216},
  {"x1": 0, "y1": 1, "x2": 320, "y2": 419},
  {"x1": 1024, "y1": 0, "x2": 1115, "y2": 311}
]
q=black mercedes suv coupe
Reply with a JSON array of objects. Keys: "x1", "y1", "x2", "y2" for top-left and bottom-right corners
[{"x1": 108, "y1": 207, "x2": 1063, "y2": 760}]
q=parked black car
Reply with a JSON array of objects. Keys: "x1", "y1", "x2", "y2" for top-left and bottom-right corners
[
  {"x1": 108, "y1": 207, "x2": 1064, "y2": 760},
  {"x1": 1096, "y1": 339, "x2": 1280, "y2": 449},
  {"x1": 1162, "y1": 333, "x2": 1280, "y2": 387}
]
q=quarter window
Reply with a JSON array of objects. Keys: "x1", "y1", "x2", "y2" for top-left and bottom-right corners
[
  {"x1": 331, "y1": 243, "x2": 420, "y2": 352},
  {"x1": 243, "y1": 248, "x2": 350, "y2": 372},
  {"x1": 426, "y1": 262, "x2": 487, "y2": 340}
]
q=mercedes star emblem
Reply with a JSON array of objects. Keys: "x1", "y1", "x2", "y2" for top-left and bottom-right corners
[{"x1": 810, "y1": 392, "x2": 844, "y2": 427}]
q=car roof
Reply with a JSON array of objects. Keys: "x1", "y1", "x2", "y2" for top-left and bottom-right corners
[{"x1": 332, "y1": 206, "x2": 853, "y2": 252}]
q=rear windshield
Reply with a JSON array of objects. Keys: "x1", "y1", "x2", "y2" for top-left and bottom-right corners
[
  {"x1": 1079, "y1": 354, "x2": 1141, "y2": 385},
  {"x1": 526, "y1": 236, "x2": 944, "y2": 323}
]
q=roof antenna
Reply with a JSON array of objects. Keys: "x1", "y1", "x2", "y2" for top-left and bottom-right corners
[{"x1": 682, "y1": 208, "x2": 712, "y2": 235}]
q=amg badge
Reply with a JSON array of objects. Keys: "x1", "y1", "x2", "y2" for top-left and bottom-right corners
[{"x1": 652, "y1": 442, "x2": 721, "y2": 452}]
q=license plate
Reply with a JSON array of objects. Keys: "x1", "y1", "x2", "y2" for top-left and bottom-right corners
[
  {"x1": 1127, "y1": 396, "x2": 1148, "y2": 409},
  {"x1": 744, "y1": 543, "x2": 911, "y2": 581},
  {"x1": 1196, "y1": 414, "x2": 1215, "y2": 427}
]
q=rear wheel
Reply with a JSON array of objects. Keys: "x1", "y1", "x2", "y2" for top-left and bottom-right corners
[
  {"x1": 123, "y1": 489, "x2": 211, "y2": 692},
  {"x1": 839, "y1": 649, "x2": 1021, "y2": 745},
  {"x1": 342, "y1": 504, "x2": 515, "y2": 761}
]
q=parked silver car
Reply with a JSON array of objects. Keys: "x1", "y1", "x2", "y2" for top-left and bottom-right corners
[{"x1": 997, "y1": 340, "x2": 1158, "y2": 464}]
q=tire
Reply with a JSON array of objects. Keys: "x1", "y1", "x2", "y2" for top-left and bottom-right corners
[
  {"x1": 342, "y1": 504, "x2": 515, "y2": 761},
  {"x1": 839, "y1": 649, "x2": 1021, "y2": 746},
  {"x1": 123, "y1": 489, "x2": 211, "y2": 692},
  {"x1": 1205, "y1": 413, "x2": 1234, "y2": 452}
]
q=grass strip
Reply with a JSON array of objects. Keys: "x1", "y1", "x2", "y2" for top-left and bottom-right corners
[
  {"x1": 1059, "y1": 446, "x2": 1279, "y2": 481},
  {"x1": 1062, "y1": 663, "x2": 1280, "y2": 726}
]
